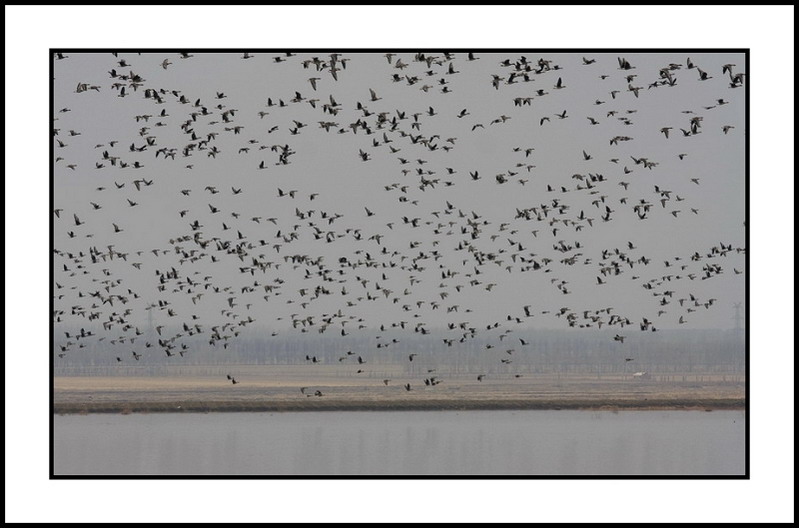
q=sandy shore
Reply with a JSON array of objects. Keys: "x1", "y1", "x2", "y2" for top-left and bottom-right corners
[{"x1": 54, "y1": 368, "x2": 745, "y2": 413}]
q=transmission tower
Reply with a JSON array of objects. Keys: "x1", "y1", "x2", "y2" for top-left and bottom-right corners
[{"x1": 732, "y1": 302, "x2": 744, "y2": 332}]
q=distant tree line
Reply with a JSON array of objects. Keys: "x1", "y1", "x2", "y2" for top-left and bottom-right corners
[{"x1": 54, "y1": 326, "x2": 744, "y2": 377}]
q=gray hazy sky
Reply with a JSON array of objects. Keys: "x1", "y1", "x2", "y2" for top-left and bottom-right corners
[{"x1": 54, "y1": 51, "x2": 745, "y2": 347}]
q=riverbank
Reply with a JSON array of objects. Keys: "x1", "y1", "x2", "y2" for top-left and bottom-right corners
[
  {"x1": 54, "y1": 397, "x2": 745, "y2": 414},
  {"x1": 54, "y1": 372, "x2": 745, "y2": 414}
]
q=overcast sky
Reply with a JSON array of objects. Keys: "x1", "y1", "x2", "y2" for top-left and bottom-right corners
[{"x1": 53, "y1": 51, "x2": 745, "y2": 351}]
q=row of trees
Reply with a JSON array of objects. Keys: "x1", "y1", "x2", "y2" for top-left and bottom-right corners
[{"x1": 54, "y1": 327, "x2": 745, "y2": 376}]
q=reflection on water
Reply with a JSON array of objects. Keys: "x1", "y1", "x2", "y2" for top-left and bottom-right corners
[{"x1": 54, "y1": 410, "x2": 745, "y2": 475}]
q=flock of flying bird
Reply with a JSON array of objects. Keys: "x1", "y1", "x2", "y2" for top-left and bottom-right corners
[{"x1": 53, "y1": 51, "x2": 745, "y2": 393}]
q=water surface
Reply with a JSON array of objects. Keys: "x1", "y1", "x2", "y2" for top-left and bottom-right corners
[{"x1": 54, "y1": 410, "x2": 745, "y2": 475}]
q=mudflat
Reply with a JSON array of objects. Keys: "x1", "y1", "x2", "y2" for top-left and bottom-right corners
[{"x1": 54, "y1": 366, "x2": 745, "y2": 413}]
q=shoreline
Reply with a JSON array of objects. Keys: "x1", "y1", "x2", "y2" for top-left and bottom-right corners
[{"x1": 54, "y1": 398, "x2": 746, "y2": 414}]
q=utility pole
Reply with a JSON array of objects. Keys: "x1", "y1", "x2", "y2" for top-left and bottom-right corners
[
  {"x1": 732, "y1": 302, "x2": 743, "y2": 334},
  {"x1": 147, "y1": 308, "x2": 155, "y2": 344}
]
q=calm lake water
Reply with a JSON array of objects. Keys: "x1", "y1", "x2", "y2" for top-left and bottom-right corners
[{"x1": 54, "y1": 410, "x2": 745, "y2": 476}]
